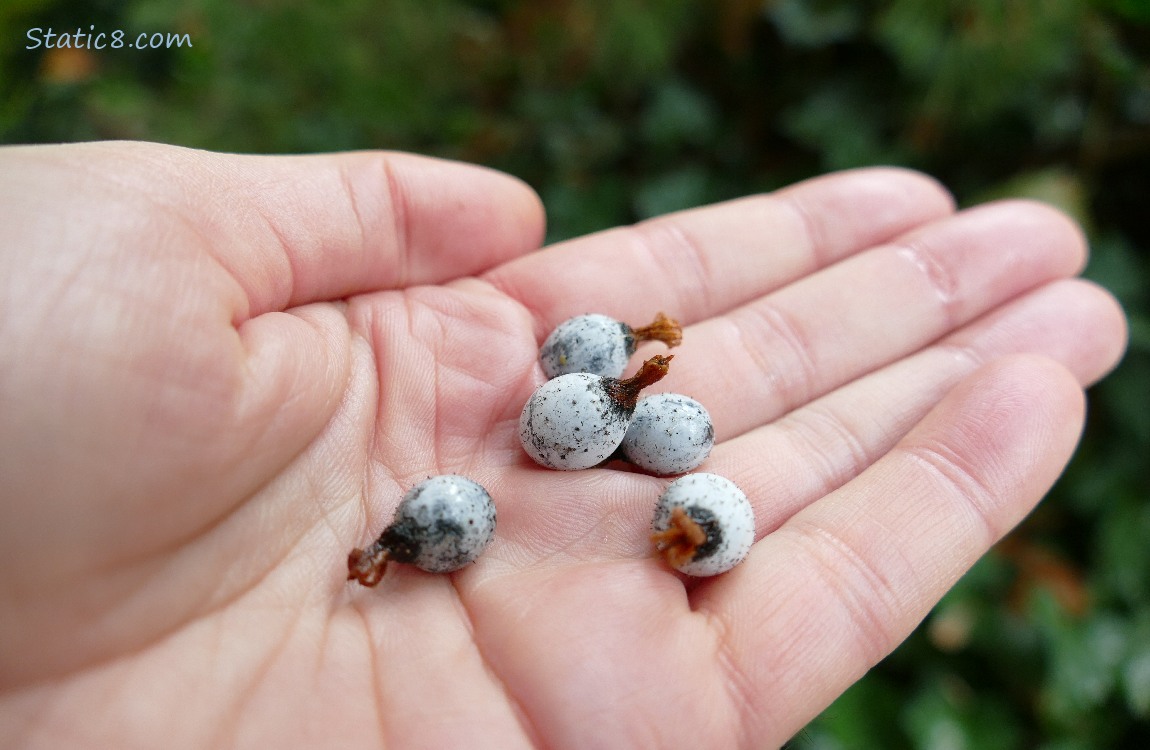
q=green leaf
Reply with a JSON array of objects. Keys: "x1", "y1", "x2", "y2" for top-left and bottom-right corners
[
  {"x1": 634, "y1": 165, "x2": 710, "y2": 219},
  {"x1": 767, "y1": 0, "x2": 863, "y2": 48}
]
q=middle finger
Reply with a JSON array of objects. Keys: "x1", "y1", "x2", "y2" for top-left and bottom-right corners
[{"x1": 646, "y1": 199, "x2": 1087, "y2": 441}]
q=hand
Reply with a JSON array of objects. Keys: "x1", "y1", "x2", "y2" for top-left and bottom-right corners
[{"x1": 0, "y1": 142, "x2": 1126, "y2": 748}]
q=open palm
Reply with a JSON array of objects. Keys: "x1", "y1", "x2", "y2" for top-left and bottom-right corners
[{"x1": 0, "y1": 142, "x2": 1126, "y2": 749}]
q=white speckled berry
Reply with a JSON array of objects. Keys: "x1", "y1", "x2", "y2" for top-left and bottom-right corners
[
  {"x1": 622, "y1": 393, "x2": 714, "y2": 476},
  {"x1": 347, "y1": 475, "x2": 496, "y2": 585},
  {"x1": 651, "y1": 473, "x2": 754, "y2": 576},
  {"x1": 540, "y1": 312, "x2": 682, "y2": 378},
  {"x1": 540, "y1": 314, "x2": 632, "y2": 378},
  {"x1": 520, "y1": 355, "x2": 673, "y2": 470}
]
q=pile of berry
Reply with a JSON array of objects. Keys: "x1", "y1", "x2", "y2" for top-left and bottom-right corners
[
  {"x1": 520, "y1": 313, "x2": 754, "y2": 577},
  {"x1": 348, "y1": 311, "x2": 755, "y2": 587}
]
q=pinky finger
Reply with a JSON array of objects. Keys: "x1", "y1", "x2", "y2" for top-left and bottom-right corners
[{"x1": 693, "y1": 354, "x2": 1086, "y2": 747}]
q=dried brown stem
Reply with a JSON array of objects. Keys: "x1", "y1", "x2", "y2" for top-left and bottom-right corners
[
  {"x1": 602, "y1": 354, "x2": 673, "y2": 410},
  {"x1": 347, "y1": 543, "x2": 389, "y2": 587},
  {"x1": 631, "y1": 312, "x2": 683, "y2": 348},
  {"x1": 652, "y1": 506, "x2": 706, "y2": 568}
]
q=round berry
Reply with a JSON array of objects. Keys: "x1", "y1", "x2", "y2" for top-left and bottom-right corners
[
  {"x1": 651, "y1": 473, "x2": 754, "y2": 576},
  {"x1": 622, "y1": 393, "x2": 714, "y2": 476},
  {"x1": 540, "y1": 312, "x2": 682, "y2": 378},
  {"x1": 520, "y1": 355, "x2": 672, "y2": 470},
  {"x1": 347, "y1": 475, "x2": 496, "y2": 586}
]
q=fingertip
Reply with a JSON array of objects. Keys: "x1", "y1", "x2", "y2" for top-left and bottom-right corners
[
  {"x1": 377, "y1": 151, "x2": 547, "y2": 262},
  {"x1": 236, "y1": 303, "x2": 353, "y2": 436},
  {"x1": 946, "y1": 352, "x2": 1086, "y2": 446},
  {"x1": 998, "y1": 352, "x2": 1086, "y2": 426},
  {"x1": 1054, "y1": 278, "x2": 1130, "y2": 385},
  {"x1": 973, "y1": 198, "x2": 1090, "y2": 275},
  {"x1": 923, "y1": 353, "x2": 1087, "y2": 527},
  {"x1": 773, "y1": 166, "x2": 957, "y2": 265},
  {"x1": 996, "y1": 352, "x2": 1089, "y2": 503},
  {"x1": 1082, "y1": 279, "x2": 1131, "y2": 378},
  {"x1": 845, "y1": 165, "x2": 958, "y2": 215},
  {"x1": 491, "y1": 168, "x2": 548, "y2": 251},
  {"x1": 781, "y1": 165, "x2": 956, "y2": 212}
]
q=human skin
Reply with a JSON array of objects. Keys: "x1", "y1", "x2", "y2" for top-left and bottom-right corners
[{"x1": 0, "y1": 141, "x2": 1128, "y2": 748}]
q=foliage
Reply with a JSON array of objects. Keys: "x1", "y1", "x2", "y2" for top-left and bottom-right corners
[{"x1": 2, "y1": 0, "x2": 1149, "y2": 747}]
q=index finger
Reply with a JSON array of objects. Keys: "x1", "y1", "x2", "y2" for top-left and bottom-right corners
[{"x1": 483, "y1": 168, "x2": 955, "y2": 338}]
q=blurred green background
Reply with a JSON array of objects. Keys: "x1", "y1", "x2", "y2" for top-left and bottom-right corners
[{"x1": 2, "y1": 0, "x2": 1149, "y2": 747}]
